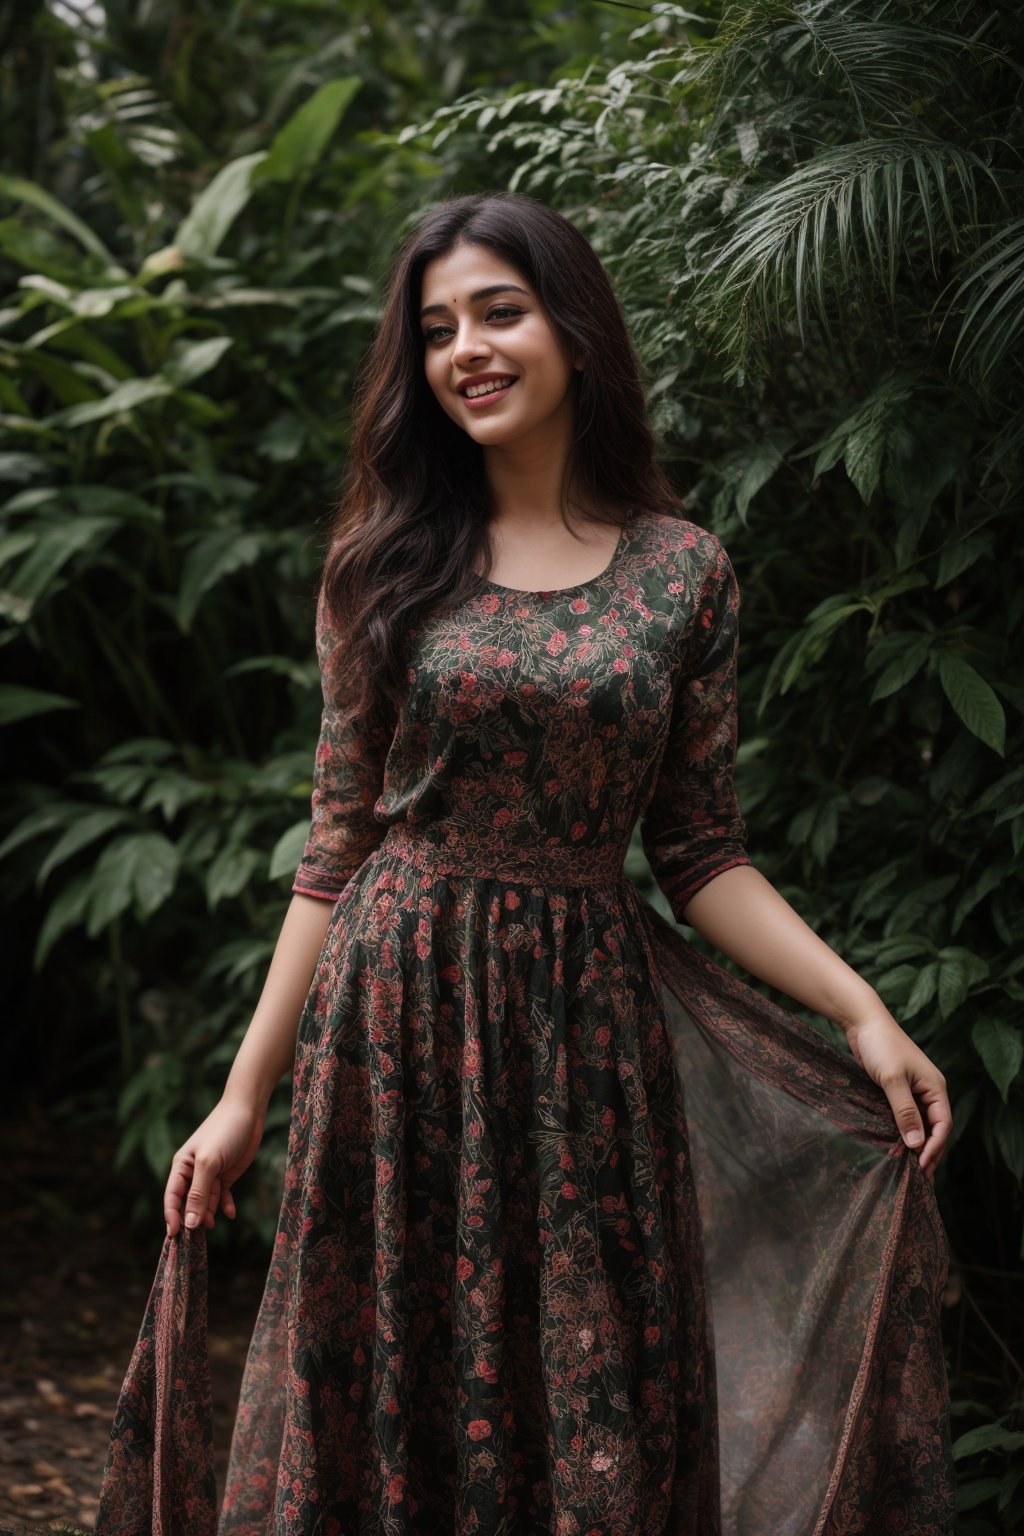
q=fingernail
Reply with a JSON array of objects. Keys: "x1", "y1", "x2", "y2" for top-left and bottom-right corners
[
  {"x1": 905, "y1": 1131, "x2": 924, "y2": 1147},
  {"x1": 185, "y1": 1212, "x2": 198, "y2": 1228}
]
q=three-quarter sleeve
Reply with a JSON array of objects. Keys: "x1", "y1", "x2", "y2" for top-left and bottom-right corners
[
  {"x1": 640, "y1": 535, "x2": 751, "y2": 920},
  {"x1": 291, "y1": 582, "x2": 392, "y2": 902}
]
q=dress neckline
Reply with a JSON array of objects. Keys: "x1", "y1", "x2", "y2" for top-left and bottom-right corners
[{"x1": 473, "y1": 518, "x2": 631, "y2": 599}]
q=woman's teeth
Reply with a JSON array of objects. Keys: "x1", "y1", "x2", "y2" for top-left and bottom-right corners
[{"x1": 465, "y1": 377, "x2": 515, "y2": 398}]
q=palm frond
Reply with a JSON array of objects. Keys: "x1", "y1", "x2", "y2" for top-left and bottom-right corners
[
  {"x1": 688, "y1": 0, "x2": 1013, "y2": 135},
  {"x1": 978, "y1": 405, "x2": 1024, "y2": 489},
  {"x1": 701, "y1": 134, "x2": 990, "y2": 348},
  {"x1": 787, "y1": 3, "x2": 995, "y2": 126},
  {"x1": 949, "y1": 219, "x2": 1024, "y2": 381}
]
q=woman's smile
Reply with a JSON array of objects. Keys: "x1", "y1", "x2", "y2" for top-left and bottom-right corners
[{"x1": 460, "y1": 376, "x2": 518, "y2": 408}]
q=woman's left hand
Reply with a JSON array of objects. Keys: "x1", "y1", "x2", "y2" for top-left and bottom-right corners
[{"x1": 844, "y1": 1010, "x2": 953, "y2": 1183}]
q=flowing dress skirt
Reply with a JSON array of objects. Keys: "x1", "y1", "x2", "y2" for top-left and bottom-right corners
[{"x1": 93, "y1": 841, "x2": 954, "y2": 1536}]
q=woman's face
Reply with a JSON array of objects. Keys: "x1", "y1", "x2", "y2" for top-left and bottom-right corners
[{"x1": 418, "y1": 241, "x2": 579, "y2": 449}]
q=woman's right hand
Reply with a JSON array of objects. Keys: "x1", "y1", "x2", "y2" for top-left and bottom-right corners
[{"x1": 164, "y1": 1093, "x2": 266, "y2": 1238}]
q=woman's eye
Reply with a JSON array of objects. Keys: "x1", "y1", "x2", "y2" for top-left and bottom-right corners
[{"x1": 422, "y1": 306, "x2": 524, "y2": 345}]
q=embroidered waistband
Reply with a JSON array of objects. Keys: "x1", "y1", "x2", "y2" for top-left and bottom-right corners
[{"x1": 377, "y1": 822, "x2": 628, "y2": 887}]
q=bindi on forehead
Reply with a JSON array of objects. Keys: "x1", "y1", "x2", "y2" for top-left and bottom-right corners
[{"x1": 420, "y1": 282, "x2": 530, "y2": 319}]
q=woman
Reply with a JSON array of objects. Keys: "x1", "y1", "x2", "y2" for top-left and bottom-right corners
[{"x1": 96, "y1": 191, "x2": 955, "y2": 1535}]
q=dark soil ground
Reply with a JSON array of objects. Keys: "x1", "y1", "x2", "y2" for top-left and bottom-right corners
[{"x1": 0, "y1": 1108, "x2": 266, "y2": 1534}]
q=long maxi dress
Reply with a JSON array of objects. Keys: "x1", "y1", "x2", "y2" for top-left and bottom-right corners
[{"x1": 95, "y1": 511, "x2": 956, "y2": 1536}]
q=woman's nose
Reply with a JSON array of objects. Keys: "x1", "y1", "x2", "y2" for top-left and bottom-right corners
[{"x1": 451, "y1": 325, "x2": 491, "y2": 369}]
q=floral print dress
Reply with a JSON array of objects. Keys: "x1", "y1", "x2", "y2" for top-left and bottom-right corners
[{"x1": 95, "y1": 511, "x2": 955, "y2": 1536}]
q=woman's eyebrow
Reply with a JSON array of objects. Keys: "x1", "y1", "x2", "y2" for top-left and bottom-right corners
[{"x1": 420, "y1": 284, "x2": 529, "y2": 319}]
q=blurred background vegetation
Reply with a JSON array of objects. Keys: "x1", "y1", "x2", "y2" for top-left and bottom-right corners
[{"x1": 1, "y1": 0, "x2": 1022, "y2": 1526}]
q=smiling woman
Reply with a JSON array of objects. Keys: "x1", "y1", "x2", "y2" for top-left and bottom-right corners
[
  {"x1": 416, "y1": 240, "x2": 647, "y2": 592},
  {"x1": 294, "y1": 191, "x2": 674, "y2": 692},
  {"x1": 94, "y1": 192, "x2": 955, "y2": 1536}
]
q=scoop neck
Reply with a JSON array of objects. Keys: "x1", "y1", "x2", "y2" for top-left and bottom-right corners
[{"x1": 473, "y1": 519, "x2": 630, "y2": 599}]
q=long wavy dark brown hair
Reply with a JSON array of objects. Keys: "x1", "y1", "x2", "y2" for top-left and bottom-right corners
[{"x1": 320, "y1": 190, "x2": 680, "y2": 729}]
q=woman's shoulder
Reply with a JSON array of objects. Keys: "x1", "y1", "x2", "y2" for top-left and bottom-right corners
[{"x1": 638, "y1": 509, "x2": 731, "y2": 574}]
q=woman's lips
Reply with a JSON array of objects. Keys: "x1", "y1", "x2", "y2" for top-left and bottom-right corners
[{"x1": 461, "y1": 379, "x2": 517, "y2": 409}]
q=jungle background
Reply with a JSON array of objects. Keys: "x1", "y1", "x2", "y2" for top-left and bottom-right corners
[{"x1": 1, "y1": 0, "x2": 1022, "y2": 1528}]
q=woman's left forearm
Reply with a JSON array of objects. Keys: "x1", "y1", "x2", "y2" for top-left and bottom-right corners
[
  {"x1": 680, "y1": 861, "x2": 953, "y2": 1178},
  {"x1": 679, "y1": 864, "x2": 882, "y2": 1031}
]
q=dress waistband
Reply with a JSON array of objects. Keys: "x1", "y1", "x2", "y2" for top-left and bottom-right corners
[{"x1": 377, "y1": 822, "x2": 628, "y2": 887}]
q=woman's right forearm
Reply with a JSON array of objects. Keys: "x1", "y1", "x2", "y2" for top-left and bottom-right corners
[{"x1": 222, "y1": 892, "x2": 337, "y2": 1112}]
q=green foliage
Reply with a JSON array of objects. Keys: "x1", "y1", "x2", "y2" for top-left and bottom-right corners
[
  {"x1": 0, "y1": 0, "x2": 642, "y2": 1224},
  {"x1": 2, "y1": 0, "x2": 1022, "y2": 1520}
]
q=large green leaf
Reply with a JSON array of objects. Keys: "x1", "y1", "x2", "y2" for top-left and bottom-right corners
[
  {"x1": 176, "y1": 526, "x2": 270, "y2": 631},
  {"x1": 207, "y1": 846, "x2": 261, "y2": 909},
  {"x1": 869, "y1": 637, "x2": 931, "y2": 702},
  {"x1": 50, "y1": 377, "x2": 173, "y2": 428},
  {"x1": 995, "y1": 1105, "x2": 1024, "y2": 1182},
  {"x1": 162, "y1": 336, "x2": 234, "y2": 387},
  {"x1": 0, "y1": 805, "x2": 73, "y2": 861},
  {"x1": 971, "y1": 1018, "x2": 1023, "y2": 1103},
  {"x1": 7, "y1": 345, "x2": 101, "y2": 406},
  {"x1": 85, "y1": 832, "x2": 181, "y2": 936},
  {"x1": 36, "y1": 809, "x2": 129, "y2": 888},
  {"x1": 0, "y1": 174, "x2": 116, "y2": 263},
  {"x1": 953, "y1": 1422, "x2": 1024, "y2": 1460},
  {"x1": 0, "y1": 451, "x2": 48, "y2": 484},
  {"x1": 33, "y1": 872, "x2": 92, "y2": 969},
  {"x1": 175, "y1": 152, "x2": 268, "y2": 259},
  {"x1": 7, "y1": 517, "x2": 119, "y2": 605},
  {"x1": 0, "y1": 685, "x2": 79, "y2": 724},
  {"x1": 269, "y1": 820, "x2": 311, "y2": 881},
  {"x1": 254, "y1": 78, "x2": 362, "y2": 184},
  {"x1": 936, "y1": 654, "x2": 1006, "y2": 755},
  {"x1": 936, "y1": 947, "x2": 989, "y2": 1019}
]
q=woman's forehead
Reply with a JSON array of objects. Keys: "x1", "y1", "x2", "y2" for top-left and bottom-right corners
[{"x1": 419, "y1": 244, "x2": 531, "y2": 310}]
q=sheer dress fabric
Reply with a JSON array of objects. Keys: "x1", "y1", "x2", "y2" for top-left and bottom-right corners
[{"x1": 95, "y1": 511, "x2": 955, "y2": 1536}]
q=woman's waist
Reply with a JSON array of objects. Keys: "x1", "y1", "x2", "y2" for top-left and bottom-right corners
[{"x1": 374, "y1": 819, "x2": 629, "y2": 886}]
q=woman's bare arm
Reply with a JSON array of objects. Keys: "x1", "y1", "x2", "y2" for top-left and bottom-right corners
[
  {"x1": 164, "y1": 892, "x2": 336, "y2": 1234},
  {"x1": 680, "y1": 864, "x2": 952, "y2": 1180},
  {"x1": 222, "y1": 892, "x2": 336, "y2": 1110}
]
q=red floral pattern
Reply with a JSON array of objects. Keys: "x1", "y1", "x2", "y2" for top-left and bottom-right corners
[{"x1": 96, "y1": 511, "x2": 954, "y2": 1534}]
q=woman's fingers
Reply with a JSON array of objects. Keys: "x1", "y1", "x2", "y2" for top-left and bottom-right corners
[
  {"x1": 183, "y1": 1154, "x2": 216, "y2": 1229},
  {"x1": 881, "y1": 1067, "x2": 952, "y2": 1180},
  {"x1": 165, "y1": 1155, "x2": 241, "y2": 1236},
  {"x1": 879, "y1": 1069, "x2": 927, "y2": 1150},
  {"x1": 162, "y1": 1102, "x2": 265, "y2": 1236},
  {"x1": 847, "y1": 1017, "x2": 953, "y2": 1182},
  {"x1": 203, "y1": 1175, "x2": 224, "y2": 1228},
  {"x1": 916, "y1": 1080, "x2": 953, "y2": 1176},
  {"x1": 164, "y1": 1148, "x2": 196, "y2": 1237}
]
